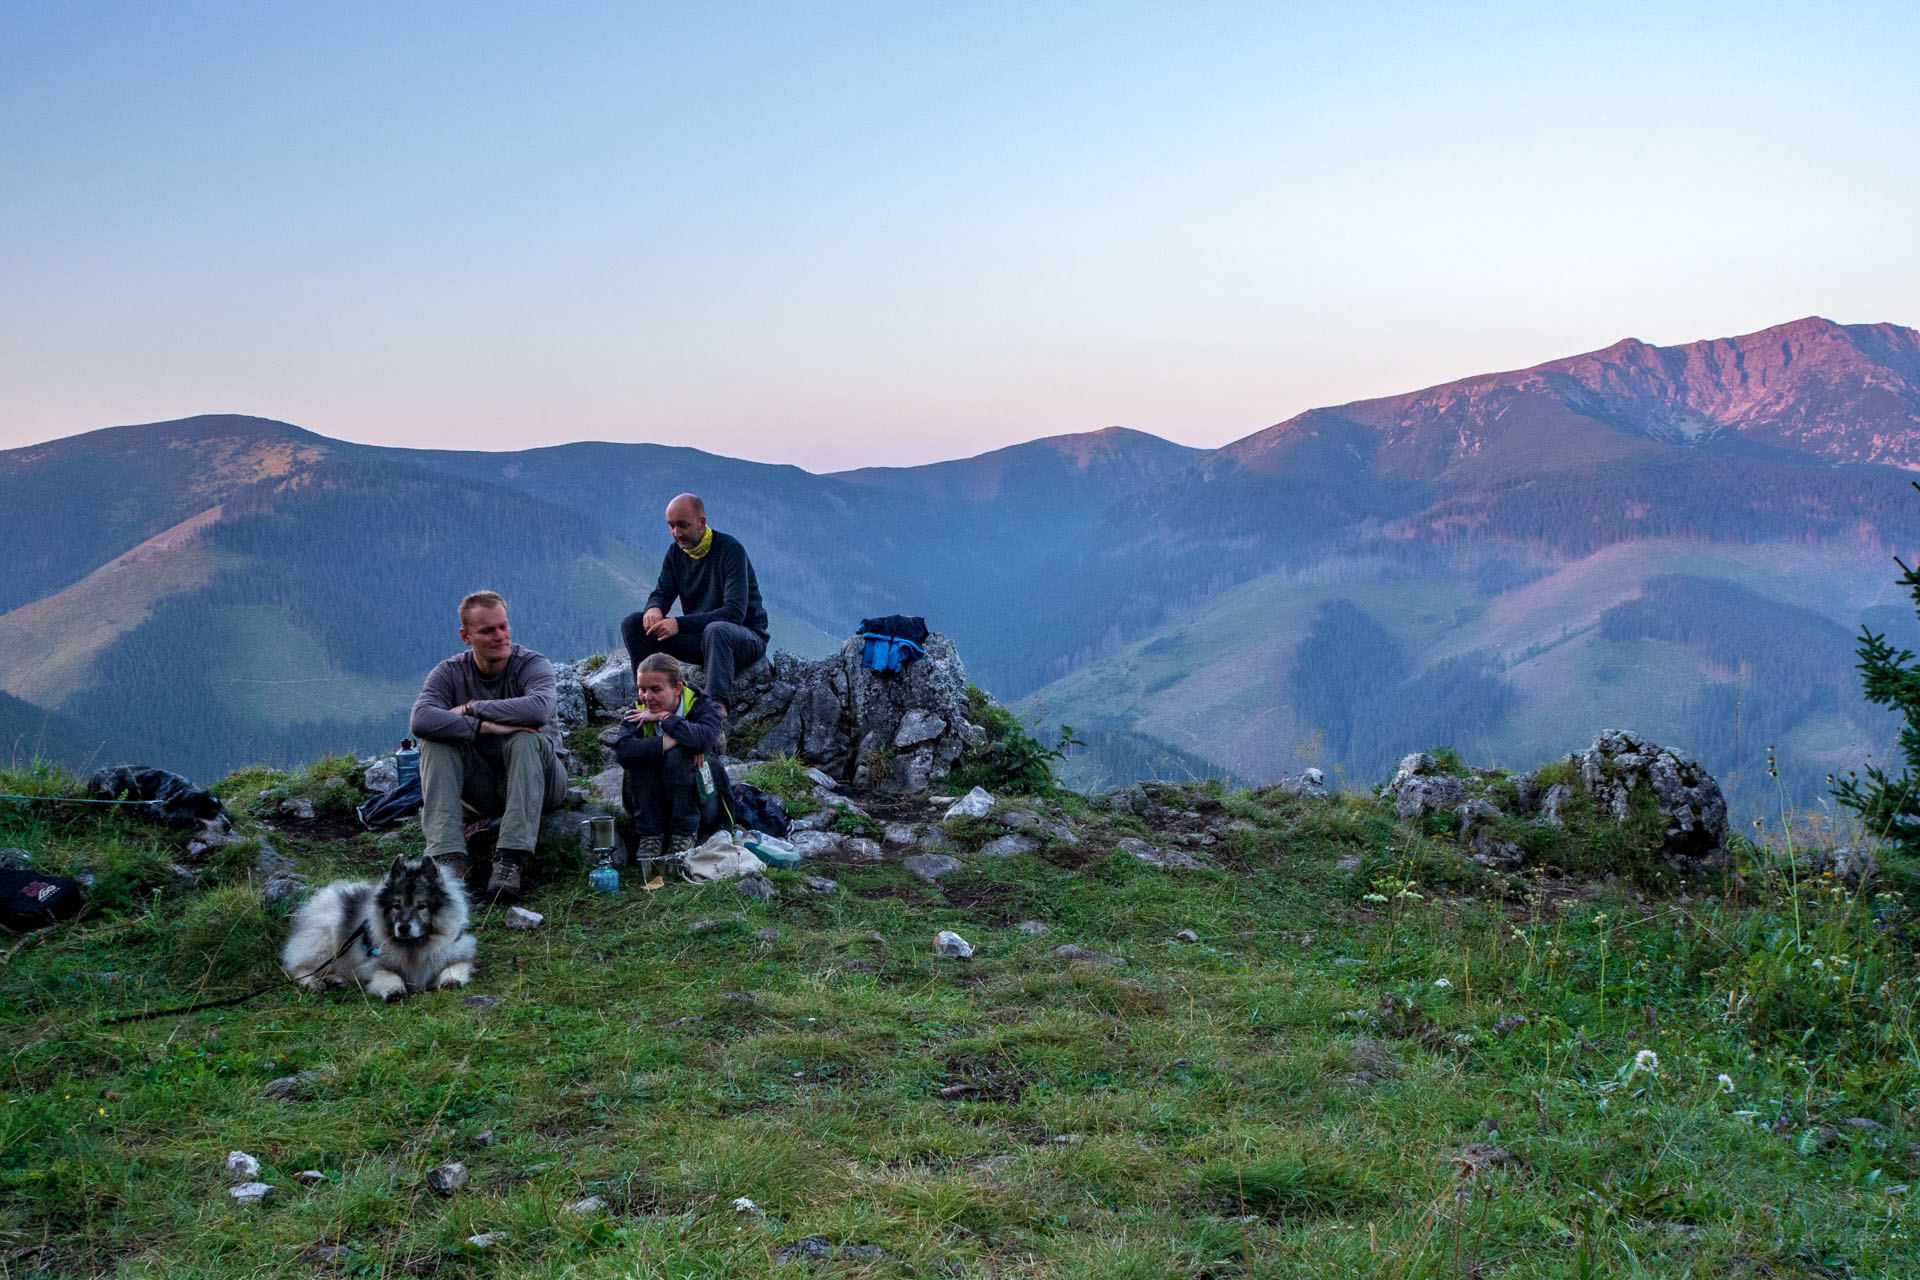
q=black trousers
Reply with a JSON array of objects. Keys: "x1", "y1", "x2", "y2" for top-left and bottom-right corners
[
  {"x1": 620, "y1": 614, "x2": 765, "y2": 705},
  {"x1": 623, "y1": 746, "x2": 702, "y2": 838}
]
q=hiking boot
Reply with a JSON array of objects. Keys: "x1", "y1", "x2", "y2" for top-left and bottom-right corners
[
  {"x1": 665, "y1": 832, "x2": 698, "y2": 880},
  {"x1": 485, "y1": 850, "x2": 527, "y2": 903},
  {"x1": 631, "y1": 834, "x2": 664, "y2": 882},
  {"x1": 432, "y1": 850, "x2": 470, "y2": 884}
]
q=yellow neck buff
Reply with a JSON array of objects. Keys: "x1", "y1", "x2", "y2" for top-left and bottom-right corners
[{"x1": 682, "y1": 528, "x2": 714, "y2": 560}]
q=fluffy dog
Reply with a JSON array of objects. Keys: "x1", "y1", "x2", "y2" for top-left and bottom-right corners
[{"x1": 281, "y1": 855, "x2": 476, "y2": 1000}]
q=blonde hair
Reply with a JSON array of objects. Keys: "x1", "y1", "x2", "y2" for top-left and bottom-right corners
[
  {"x1": 458, "y1": 590, "x2": 507, "y2": 624},
  {"x1": 637, "y1": 653, "x2": 684, "y2": 685}
]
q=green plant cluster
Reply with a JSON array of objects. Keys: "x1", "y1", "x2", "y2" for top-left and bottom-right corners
[{"x1": 946, "y1": 686, "x2": 1082, "y2": 797}]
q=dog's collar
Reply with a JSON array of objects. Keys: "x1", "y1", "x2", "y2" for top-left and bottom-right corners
[{"x1": 361, "y1": 938, "x2": 382, "y2": 957}]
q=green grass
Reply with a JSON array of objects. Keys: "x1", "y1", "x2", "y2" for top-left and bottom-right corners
[{"x1": 3, "y1": 763, "x2": 1920, "y2": 1277}]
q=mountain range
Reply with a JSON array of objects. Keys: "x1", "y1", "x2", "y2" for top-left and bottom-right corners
[{"x1": 3, "y1": 315, "x2": 1917, "y2": 814}]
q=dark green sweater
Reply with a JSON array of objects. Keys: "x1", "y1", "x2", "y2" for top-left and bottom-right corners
[{"x1": 645, "y1": 530, "x2": 769, "y2": 639}]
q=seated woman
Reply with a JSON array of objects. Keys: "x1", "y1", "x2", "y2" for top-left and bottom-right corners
[{"x1": 613, "y1": 653, "x2": 735, "y2": 875}]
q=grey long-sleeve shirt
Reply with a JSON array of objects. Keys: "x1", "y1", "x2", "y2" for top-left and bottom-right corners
[{"x1": 409, "y1": 644, "x2": 562, "y2": 748}]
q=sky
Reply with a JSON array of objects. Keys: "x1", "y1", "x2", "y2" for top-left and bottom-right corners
[{"x1": 2, "y1": 2, "x2": 1916, "y2": 471}]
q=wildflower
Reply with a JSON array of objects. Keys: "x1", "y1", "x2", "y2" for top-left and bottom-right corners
[
  {"x1": 1433, "y1": 978, "x2": 1452, "y2": 989},
  {"x1": 1634, "y1": 1049, "x2": 1659, "y2": 1072},
  {"x1": 1718, "y1": 1074, "x2": 1735, "y2": 1093}
]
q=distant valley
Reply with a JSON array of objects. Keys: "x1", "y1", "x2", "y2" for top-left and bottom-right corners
[{"x1": 3, "y1": 315, "x2": 1918, "y2": 816}]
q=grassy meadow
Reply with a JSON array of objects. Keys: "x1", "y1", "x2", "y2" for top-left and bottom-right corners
[{"x1": 2, "y1": 758, "x2": 1918, "y2": 1278}]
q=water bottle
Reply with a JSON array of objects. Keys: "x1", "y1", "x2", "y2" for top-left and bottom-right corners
[
  {"x1": 394, "y1": 739, "x2": 420, "y2": 789},
  {"x1": 588, "y1": 867, "x2": 620, "y2": 893}
]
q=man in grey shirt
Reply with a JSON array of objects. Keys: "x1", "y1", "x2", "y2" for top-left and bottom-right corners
[{"x1": 410, "y1": 590, "x2": 568, "y2": 902}]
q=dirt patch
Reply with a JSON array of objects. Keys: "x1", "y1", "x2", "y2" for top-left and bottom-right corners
[
  {"x1": 853, "y1": 883, "x2": 935, "y2": 905},
  {"x1": 938, "y1": 881, "x2": 1025, "y2": 924},
  {"x1": 937, "y1": 1054, "x2": 1029, "y2": 1103}
]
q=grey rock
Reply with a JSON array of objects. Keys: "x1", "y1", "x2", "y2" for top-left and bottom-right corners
[
  {"x1": 228, "y1": 1181, "x2": 274, "y2": 1205},
  {"x1": 472, "y1": 1129, "x2": 496, "y2": 1147},
  {"x1": 1040, "y1": 820, "x2": 1081, "y2": 846},
  {"x1": 756, "y1": 927, "x2": 782, "y2": 943},
  {"x1": 1270, "y1": 768, "x2": 1328, "y2": 797},
  {"x1": 803, "y1": 876, "x2": 840, "y2": 894},
  {"x1": 225, "y1": 1150, "x2": 261, "y2": 1183},
  {"x1": 894, "y1": 708, "x2": 948, "y2": 748},
  {"x1": 1015, "y1": 920, "x2": 1051, "y2": 935},
  {"x1": 1386, "y1": 754, "x2": 1469, "y2": 821},
  {"x1": 551, "y1": 660, "x2": 590, "y2": 730},
  {"x1": 562, "y1": 1195, "x2": 607, "y2": 1215},
  {"x1": 588, "y1": 767, "x2": 624, "y2": 811},
  {"x1": 790, "y1": 830, "x2": 844, "y2": 858},
  {"x1": 253, "y1": 840, "x2": 295, "y2": 877},
  {"x1": 789, "y1": 810, "x2": 834, "y2": 832},
  {"x1": 426, "y1": 1162, "x2": 468, "y2": 1197},
  {"x1": 1107, "y1": 782, "x2": 1152, "y2": 815},
  {"x1": 1453, "y1": 798, "x2": 1502, "y2": 833},
  {"x1": 1053, "y1": 944, "x2": 1123, "y2": 967},
  {"x1": 883, "y1": 822, "x2": 920, "y2": 846},
  {"x1": 262, "y1": 871, "x2": 308, "y2": 908},
  {"x1": 805, "y1": 766, "x2": 838, "y2": 789},
  {"x1": 1334, "y1": 854, "x2": 1363, "y2": 872},
  {"x1": 1000, "y1": 807, "x2": 1041, "y2": 828},
  {"x1": 464, "y1": 994, "x2": 503, "y2": 1007},
  {"x1": 945, "y1": 787, "x2": 995, "y2": 819},
  {"x1": 582, "y1": 661, "x2": 636, "y2": 717},
  {"x1": 362, "y1": 757, "x2": 399, "y2": 794},
  {"x1": 295, "y1": 1170, "x2": 328, "y2": 1186},
  {"x1": 934, "y1": 930, "x2": 974, "y2": 958},
  {"x1": 842, "y1": 836, "x2": 883, "y2": 861},
  {"x1": 503, "y1": 907, "x2": 544, "y2": 930},
  {"x1": 1544, "y1": 730, "x2": 1730, "y2": 869},
  {"x1": 1117, "y1": 837, "x2": 1206, "y2": 871},
  {"x1": 977, "y1": 834, "x2": 1037, "y2": 859},
  {"x1": 1539, "y1": 783, "x2": 1574, "y2": 826},
  {"x1": 278, "y1": 796, "x2": 315, "y2": 821},
  {"x1": 1174, "y1": 929, "x2": 1200, "y2": 943},
  {"x1": 262, "y1": 1071, "x2": 320, "y2": 1101},
  {"x1": 904, "y1": 853, "x2": 964, "y2": 881},
  {"x1": 466, "y1": 1232, "x2": 504, "y2": 1249},
  {"x1": 1466, "y1": 830, "x2": 1526, "y2": 870},
  {"x1": 736, "y1": 874, "x2": 779, "y2": 901},
  {"x1": 1805, "y1": 845, "x2": 1880, "y2": 888},
  {"x1": 0, "y1": 847, "x2": 31, "y2": 870},
  {"x1": 688, "y1": 919, "x2": 725, "y2": 934}
]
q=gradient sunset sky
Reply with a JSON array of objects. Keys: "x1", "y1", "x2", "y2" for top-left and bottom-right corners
[{"x1": 3, "y1": 2, "x2": 1915, "y2": 469}]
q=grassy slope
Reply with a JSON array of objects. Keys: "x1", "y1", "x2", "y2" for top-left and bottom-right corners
[
  {"x1": 3, "y1": 766, "x2": 1918, "y2": 1278},
  {"x1": 1032, "y1": 539, "x2": 1902, "y2": 790}
]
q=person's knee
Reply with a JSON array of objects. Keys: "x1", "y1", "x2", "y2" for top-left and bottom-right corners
[
  {"x1": 662, "y1": 747, "x2": 696, "y2": 780},
  {"x1": 620, "y1": 610, "x2": 656, "y2": 656}
]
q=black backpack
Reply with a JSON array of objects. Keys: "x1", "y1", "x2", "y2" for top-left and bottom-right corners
[
  {"x1": 729, "y1": 783, "x2": 791, "y2": 838},
  {"x1": 1, "y1": 868, "x2": 84, "y2": 930}
]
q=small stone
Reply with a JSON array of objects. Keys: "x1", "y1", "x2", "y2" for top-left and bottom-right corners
[
  {"x1": 1052, "y1": 944, "x2": 1123, "y2": 967},
  {"x1": 464, "y1": 994, "x2": 503, "y2": 1007},
  {"x1": 262, "y1": 871, "x2": 308, "y2": 908},
  {"x1": 295, "y1": 1170, "x2": 327, "y2": 1186},
  {"x1": 803, "y1": 876, "x2": 839, "y2": 894},
  {"x1": 883, "y1": 822, "x2": 920, "y2": 846},
  {"x1": 934, "y1": 930, "x2": 974, "y2": 959},
  {"x1": 904, "y1": 853, "x2": 964, "y2": 881},
  {"x1": 224, "y1": 1151, "x2": 261, "y2": 1183},
  {"x1": 669, "y1": 1015, "x2": 705, "y2": 1027},
  {"x1": 775, "y1": 1236, "x2": 834, "y2": 1266},
  {"x1": 944, "y1": 787, "x2": 995, "y2": 820},
  {"x1": 562, "y1": 1195, "x2": 607, "y2": 1215},
  {"x1": 805, "y1": 767, "x2": 838, "y2": 790},
  {"x1": 466, "y1": 1232, "x2": 503, "y2": 1249},
  {"x1": 426, "y1": 1162, "x2": 468, "y2": 1197},
  {"x1": 472, "y1": 1129, "x2": 496, "y2": 1147},
  {"x1": 688, "y1": 919, "x2": 723, "y2": 934},
  {"x1": 790, "y1": 830, "x2": 844, "y2": 857},
  {"x1": 0, "y1": 847, "x2": 33, "y2": 870},
  {"x1": 363, "y1": 757, "x2": 399, "y2": 794},
  {"x1": 736, "y1": 874, "x2": 780, "y2": 901},
  {"x1": 1174, "y1": 929, "x2": 1200, "y2": 943},
  {"x1": 1015, "y1": 920, "x2": 1051, "y2": 935},
  {"x1": 262, "y1": 1071, "x2": 320, "y2": 1101},
  {"x1": 278, "y1": 796, "x2": 315, "y2": 821},
  {"x1": 252, "y1": 840, "x2": 296, "y2": 877},
  {"x1": 843, "y1": 836, "x2": 883, "y2": 860},
  {"x1": 503, "y1": 907, "x2": 544, "y2": 930},
  {"x1": 1334, "y1": 854, "x2": 1362, "y2": 872},
  {"x1": 1050, "y1": 1133, "x2": 1082, "y2": 1145},
  {"x1": 756, "y1": 927, "x2": 782, "y2": 944},
  {"x1": 228, "y1": 1181, "x2": 274, "y2": 1205},
  {"x1": 976, "y1": 834, "x2": 1036, "y2": 859}
]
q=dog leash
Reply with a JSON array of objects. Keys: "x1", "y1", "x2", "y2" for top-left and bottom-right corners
[{"x1": 98, "y1": 921, "x2": 369, "y2": 1026}]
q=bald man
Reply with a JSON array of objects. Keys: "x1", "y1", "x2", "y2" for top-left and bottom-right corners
[{"x1": 620, "y1": 494, "x2": 769, "y2": 716}]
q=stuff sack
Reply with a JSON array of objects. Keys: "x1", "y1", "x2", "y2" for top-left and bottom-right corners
[
  {"x1": 681, "y1": 829, "x2": 766, "y2": 882},
  {"x1": 855, "y1": 615, "x2": 929, "y2": 674},
  {"x1": 358, "y1": 776, "x2": 423, "y2": 830},
  {"x1": 729, "y1": 782, "x2": 791, "y2": 838},
  {"x1": 1, "y1": 868, "x2": 84, "y2": 930}
]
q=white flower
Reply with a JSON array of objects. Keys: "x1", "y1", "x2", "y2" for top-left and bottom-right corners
[
  {"x1": 1718, "y1": 1074, "x2": 1735, "y2": 1093},
  {"x1": 1634, "y1": 1049, "x2": 1659, "y2": 1072},
  {"x1": 1432, "y1": 978, "x2": 1452, "y2": 989}
]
